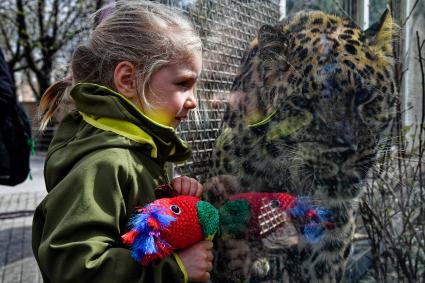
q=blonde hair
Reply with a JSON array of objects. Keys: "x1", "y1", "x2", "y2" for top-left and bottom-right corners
[{"x1": 39, "y1": 0, "x2": 202, "y2": 130}]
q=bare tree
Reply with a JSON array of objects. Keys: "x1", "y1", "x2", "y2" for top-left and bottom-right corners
[{"x1": 0, "y1": 0, "x2": 106, "y2": 100}]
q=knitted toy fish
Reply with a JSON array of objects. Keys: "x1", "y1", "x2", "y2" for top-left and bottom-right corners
[
  {"x1": 121, "y1": 195, "x2": 219, "y2": 266},
  {"x1": 122, "y1": 192, "x2": 333, "y2": 266}
]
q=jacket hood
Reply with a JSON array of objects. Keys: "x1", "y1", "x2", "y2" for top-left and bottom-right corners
[{"x1": 44, "y1": 83, "x2": 191, "y2": 191}]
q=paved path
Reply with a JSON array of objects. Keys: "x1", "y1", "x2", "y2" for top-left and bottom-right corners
[{"x1": 0, "y1": 156, "x2": 46, "y2": 283}]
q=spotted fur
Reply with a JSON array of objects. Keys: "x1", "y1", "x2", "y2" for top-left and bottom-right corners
[{"x1": 207, "y1": 10, "x2": 396, "y2": 283}]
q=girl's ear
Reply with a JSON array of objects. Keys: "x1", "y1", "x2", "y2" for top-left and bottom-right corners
[{"x1": 113, "y1": 61, "x2": 138, "y2": 99}]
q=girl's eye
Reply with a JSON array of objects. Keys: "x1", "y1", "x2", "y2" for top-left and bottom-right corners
[
  {"x1": 176, "y1": 78, "x2": 196, "y2": 89},
  {"x1": 177, "y1": 81, "x2": 190, "y2": 88},
  {"x1": 170, "y1": 205, "x2": 181, "y2": 215}
]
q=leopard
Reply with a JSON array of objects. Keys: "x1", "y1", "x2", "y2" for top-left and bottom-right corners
[{"x1": 205, "y1": 9, "x2": 396, "y2": 283}]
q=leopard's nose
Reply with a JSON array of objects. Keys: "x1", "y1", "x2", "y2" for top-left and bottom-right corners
[
  {"x1": 334, "y1": 133, "x2": 358, "y2": 151},
  {"x1": 321, "y1": 146, "x2": 357, "y2": 165}
]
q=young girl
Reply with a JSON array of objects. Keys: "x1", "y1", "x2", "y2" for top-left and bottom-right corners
[{"x1": 32, "y1": 1, "x2": 213, "y2": 282}]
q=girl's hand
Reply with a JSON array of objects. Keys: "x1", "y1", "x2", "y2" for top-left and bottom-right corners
[
  {"x1": 172, "y1": 176, "x2": 203, "y2": 198},
  {"x1": 176, "y1": 241, "x2": 214, "y2": 282}
]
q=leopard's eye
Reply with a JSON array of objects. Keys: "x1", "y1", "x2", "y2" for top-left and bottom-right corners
[
  {"x1": 357, "y1": 93, "x2": 390, "y2": 131},
  {"x1": 170, "y1": 205, "x2": 181, "y2": 215},
  {"x1": 266, "y1": 110, "x2": 313, "y2": 140}
]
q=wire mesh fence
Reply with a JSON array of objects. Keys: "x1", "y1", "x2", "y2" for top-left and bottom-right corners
[{"x1": 158, "y1": 0, "x2": 281, "y2": 181}]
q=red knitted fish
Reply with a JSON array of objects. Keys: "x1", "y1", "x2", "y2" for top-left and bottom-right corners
[
  {"x1": 122, "y1": 192, "x2": 332, "y2": 266},
  {"x1": 121, "y1": 196, "x2": 219, "y2": 266}
]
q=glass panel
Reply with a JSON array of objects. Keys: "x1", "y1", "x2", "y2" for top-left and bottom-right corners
[
  {"x1": 201, "y1": 7, "x2": 399, "y2": 279},
  {"x1": 153, "y1": 1, "x2": 422, "y2": 283}
]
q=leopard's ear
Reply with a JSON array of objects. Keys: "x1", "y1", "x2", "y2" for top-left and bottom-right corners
[
  {"x1": 365, "y1": 8, "x2": 396, "y2": 59},
  {"x1": 257, "y1": 24, "x2": 288, "y2": 61}
]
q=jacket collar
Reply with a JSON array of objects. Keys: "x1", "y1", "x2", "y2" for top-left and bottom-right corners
[{"x1": 70, "y1": 83, "x2": 191, "y2": 163}]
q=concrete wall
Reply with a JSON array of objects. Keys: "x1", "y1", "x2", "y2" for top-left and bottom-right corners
[{"x1": 401, "y1": 0, "x2": 425, "y2": 130}]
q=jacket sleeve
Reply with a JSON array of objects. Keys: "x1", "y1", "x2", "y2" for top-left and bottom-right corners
[{"x1": 32, "y1": 151, "x2": 186, "y2": 283}]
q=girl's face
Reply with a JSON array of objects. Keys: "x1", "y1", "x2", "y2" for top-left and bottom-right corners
[{"x1": 143, "y1": 52, "x2": 202, "y2": 129}]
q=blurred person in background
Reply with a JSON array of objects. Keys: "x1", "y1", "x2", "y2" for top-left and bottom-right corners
[{"x1": 0, "y1": 48, "x2": 32, "y2": 186}]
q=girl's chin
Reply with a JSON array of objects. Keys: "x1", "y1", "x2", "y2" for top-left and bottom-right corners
[{"x1": 170, "y1": 119, "x2": 181, "y2": 129}]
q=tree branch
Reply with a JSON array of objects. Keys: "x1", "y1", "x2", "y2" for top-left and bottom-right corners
[
  {"x1": 51, "y1": 0, "x2": 59, "y2": 41},
  {"x1": 24, "y1": 69, "x2": 38, "y2": 96},
  {"x1": 402, "y1": 0, "x2": 420, "y2": 27},
  {"x1": 16, "y1": 0, "x2": 40, "y2": 77}
]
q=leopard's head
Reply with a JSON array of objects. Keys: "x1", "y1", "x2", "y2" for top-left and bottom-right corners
[{"x1": 220, "y1": 10, "x2": 396, "y2": 199}]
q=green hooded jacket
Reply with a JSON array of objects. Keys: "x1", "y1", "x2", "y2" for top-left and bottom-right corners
[{"x1": 32, "y1": 83, "x2": 192, "y2": 283}]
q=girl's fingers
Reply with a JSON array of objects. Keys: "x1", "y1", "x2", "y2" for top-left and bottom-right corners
[
  {"x1": 171, "y1": 177, "x2": 180, "y2": 194},
  {"x1": 181, "y1": 176, "x2": 190, "y2": 195},
  {"x1": 195, "y1": 181, "x2": 203, "y2": 197},
  {"x1": 199, "y1": 240, "x2": 214, "y2": 250},
  {"x1": 189, "y1": 178, "x2": 202, "y2": 196},
  {"x1": 206, "y1": 251, "x2": 214, "y2": 262},
  {"x1": 172, "y1": 176, "x2": 203, "y2": 197},
  {"x1": 187, "y1": 177, "x2": 202, "y2": 197},
  {"x1": 188, "y1": 178, "x2": 197, "y2": 196},
  {"x1": 206, "y1": 261, "x2": 213, "y2": 272},
  {"x1": 203, "y1": 271, "x2": 210, "y2": 281},
  {"x1": 171, "y1": 176, "x2": 186, "y2": 195}
]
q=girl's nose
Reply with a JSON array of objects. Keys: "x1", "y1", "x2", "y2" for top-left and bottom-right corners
[{"x1": 184, "y1": 95, "x2": 197, "y2": 110}]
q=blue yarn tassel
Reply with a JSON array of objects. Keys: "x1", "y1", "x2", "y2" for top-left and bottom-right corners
[
  {"x1": 127, "y1": 204, "x2": 175, "y2": 262},
  {"x1": 132, "y1": 233, "x2": 155, "y2": 262}
]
